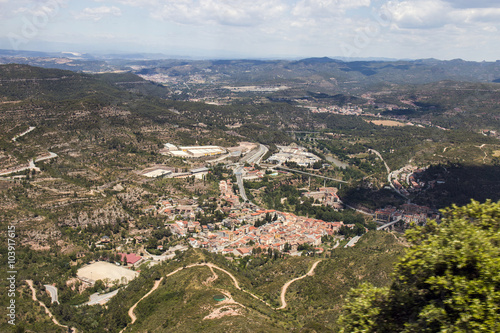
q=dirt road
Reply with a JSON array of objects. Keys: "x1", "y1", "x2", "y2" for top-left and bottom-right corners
[
  {"x1": 121, "y1": 259, "x2": 321, "y2": 331},
  {"x1": 26, "y1": 280, "x2": 69, "y2": 330},
  {"x1": 127, "y1": 277, "x2": 164, "y2": 325},
  {"x1": 277, "y1": 260, "x2": 321, "y2": 310}
]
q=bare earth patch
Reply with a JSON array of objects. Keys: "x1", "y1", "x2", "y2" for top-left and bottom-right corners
[
  {"x1": 203, "y1": 305, "x2": 242, "y2": 320},
  {"x1": 77, "y1": 261, "x2": 138, "y2": 285},
  {"x1": 368, "y1": 120, "x2": 408, "y2": 127}
]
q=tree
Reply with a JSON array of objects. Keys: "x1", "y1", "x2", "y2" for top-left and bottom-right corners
[
  {"x1": 338, "y1": 200, "x2": 500, "y2": 333},
  {"x1": 283, "y1": 242, "x2": 291, "y2": 252}
]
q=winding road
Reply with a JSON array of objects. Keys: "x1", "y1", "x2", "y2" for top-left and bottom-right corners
[
  {"x1": 277, "y1": 260, "x2": 322, "y2": 310},
  {"x1": 126, "y1": 278, "x2": 164, "y2": 326},
  {"x1": 368, "y1": 149, "x2": 409, "y2": 200},
  {"x1": 44, "y1": 284, "x2": 59, "y2": 304},
  {"x1": 120, "y1": 260, "x2": 322, "y2": 331},
  {"x1": 26, "y1": 280, "x2": 70, "y2": 331}
]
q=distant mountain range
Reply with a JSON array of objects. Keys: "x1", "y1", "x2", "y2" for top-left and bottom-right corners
[{"x1": 1, "y1": 49, "x2": 499, "y2": 86}]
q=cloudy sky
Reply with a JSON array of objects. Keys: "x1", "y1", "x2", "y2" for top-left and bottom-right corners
[{"x1": 0, "y1": 0, "x2": 499, "y2": 60}]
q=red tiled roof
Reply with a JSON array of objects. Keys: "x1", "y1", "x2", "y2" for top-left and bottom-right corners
[{"x1": 118, "y1": 253, "x2": 142, "y2": 265}]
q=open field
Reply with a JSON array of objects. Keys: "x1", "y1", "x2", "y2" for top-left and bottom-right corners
[
  {"x1": 368, "y1": 120, "x2": 409, "y2": 127},
  {"x1": 77, "y1": 262, "x2": 138, "y2": 285}
]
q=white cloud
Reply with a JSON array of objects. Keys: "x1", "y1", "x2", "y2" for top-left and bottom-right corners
[
  {"x1": 75, "y1": 6, "x2": 122, "y2": 21},
  {"x1": 385, "y1": 0, "x2": 500, "y2": 30},
  {"x1": 443, "y1": 0, "x2": 500, "y2": 9},
  {"x1": 1, "y1": 0, "x2": 67, "y2": 19},
  {"x1": 107, "y1": 0, "x2": 369, "y2": 26},
  {"x1": 385, "y1": 0, "x2": 451, "y2": 29},
  {"x1": 146, "y1": 0, "x2": 288, "y2": 27},
  {"x1": 454, "y1": 8, "x2": 500, "y2": 23},
  {"x1": 292, "y1": 0, "x2": 370, "y2": 18}
]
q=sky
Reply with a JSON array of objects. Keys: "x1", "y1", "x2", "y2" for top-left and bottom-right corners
[{"x1": 0, "y1": 0, "x2": 499, "y2": 61}]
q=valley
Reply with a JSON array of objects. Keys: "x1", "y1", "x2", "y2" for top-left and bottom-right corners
[{"x1": 0, "y1": 58, "x2": 499, "y2": 332}]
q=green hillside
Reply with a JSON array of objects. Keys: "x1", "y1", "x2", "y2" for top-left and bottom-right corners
[{"x1": 42, "y1": 231, "x2": 405, "y2": 333}]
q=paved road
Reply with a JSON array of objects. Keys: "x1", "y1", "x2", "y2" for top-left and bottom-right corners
[
  {"x1": 368, "y1": 149, "x2": 390, "y2": 174},
  {"x1": 234, "y1": 166, "x2": 248, "y2": 202},
  {"x1": 239, "y1": 144, "x2": 268, "y2": 164},
  {"x1": 86, "y1": 289, "x2": 120, "y2": 306},
  {"x1": 233, "y1": 144, "x2": 268, "y2": 203},
  {"x1": 44, "y1": 284, "x2": 59, "y2": 304},
  {"x1": 206, "y1": 152, "x2": 232, "y2": 164},
  {"x1": 377, "y1": 220, "x2": 400, "y2": 231},
  {"x1": 344, "y1": 235, "x2": 361, "y2": 248},
  {"x1": 368, "y1": 149, "x2": 408, "y2": 200},
  {"x1": 0, "y1": 152, "x2": 57, "y2": 177},
  {"x1": 26, "y1": 280, "x2": 70, "y2": 330},
  {"x1": 35, "y1": 151, "x2": 58, "y2": 162},
  {"x1": 342, "y1": 202, "x2": 374, "y2": 216},
  {"x1": 12, "y1": 126, "x2": 36, "y2": 141}
]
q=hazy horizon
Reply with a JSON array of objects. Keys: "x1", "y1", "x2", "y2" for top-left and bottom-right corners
[{"x1": 1, "y1": 0, "x2": 500, "y2": 62}]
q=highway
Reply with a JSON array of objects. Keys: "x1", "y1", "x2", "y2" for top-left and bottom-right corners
[
  {"x1": 44, "y1": 284, "x2": 59, "y2": 304},
  {"x1": 233, "y1": 144, "x2": 269, "y2": 203},
  {"x1": 240, "y1": 144, "x2": 268, "y2": 164},
  {"x1": 234, "y1": 166, "x2": 248, "y2": 202}
]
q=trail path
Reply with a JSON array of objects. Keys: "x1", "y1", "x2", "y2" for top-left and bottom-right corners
[
  {"x1": 476, "y1": 144, "x2": 488, "y2": 163},
  {"x1": 26, "y1": 280, "x2": 70, "y2": 331},
  {"x1": 120, "y1": 277, "x2": 164, "y2": 333},
  {"x1": 277, "y1": 260, "x2": 321, "y2": 310},
  {"x1": 121, "y1": 260, "x2": 322, "y2": 331}
]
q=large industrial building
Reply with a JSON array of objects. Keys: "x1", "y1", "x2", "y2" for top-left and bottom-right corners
[
  {"x1": 266, "y1": 145, "x2": 321, "y2": 166},
  {"x1": 161, "y1": 143, "x2": 226, "y2": 158},
  {"x1": 140, "y1": 166, "x2": 173, "y2": 178}
]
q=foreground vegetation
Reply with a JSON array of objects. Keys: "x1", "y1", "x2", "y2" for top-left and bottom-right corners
[{"x1": 339, "y1": 200, "x2": 500, "y2": 332}]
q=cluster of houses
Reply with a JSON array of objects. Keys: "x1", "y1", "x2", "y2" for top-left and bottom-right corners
[
  {"x1": 169, "y1": 208, "x2": 349, "y2": 256},
  {"x1": 240, "y1": 166, "x2": 266, "y2": 180},
  {"x1": 375, "y1": 203, "x2": 439, "y2": 226},
  {"x1": 308, "y1": 104, "x2": 363, "y2": 116},
  {"x1": 219, "y1": 180, "x2": 240, "y2": 206},
  {"x1": 303, "y1": 187, "x2": 342, "y2": 208},
  {"x1": 390, "y1": 165, "x2": 446, "y2": 196}
]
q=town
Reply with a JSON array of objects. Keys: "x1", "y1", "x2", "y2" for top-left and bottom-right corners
[{"x1": 111, "y1": 141, "x2": 437, "y2": 265}]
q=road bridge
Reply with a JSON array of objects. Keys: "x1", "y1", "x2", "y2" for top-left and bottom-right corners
[
  {"x1": 377, "y1": 220, "x2": 400, "y2": 230},
  {"x1": 274, "y1": 166, "x2": 349, "y2": 184}
]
